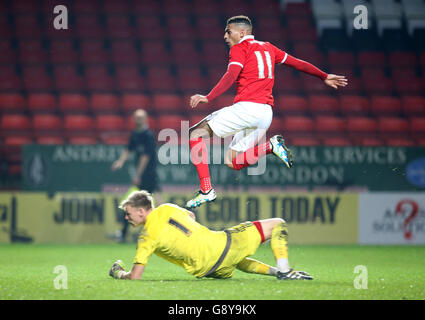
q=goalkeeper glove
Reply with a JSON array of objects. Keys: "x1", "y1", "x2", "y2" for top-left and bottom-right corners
[{"x1": 109, "y1": 260, "x2": 126, "y2": 279}]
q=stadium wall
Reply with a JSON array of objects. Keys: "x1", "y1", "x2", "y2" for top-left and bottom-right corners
[{"x1": 1, "y1": 191, "x2": 424, "y2": 245}]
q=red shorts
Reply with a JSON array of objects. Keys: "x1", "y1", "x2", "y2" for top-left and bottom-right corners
[{"x1": 253, "y1": 221, "x2": 265, "y2": 243}]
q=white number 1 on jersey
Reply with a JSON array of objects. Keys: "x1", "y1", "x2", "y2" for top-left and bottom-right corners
[{"x1": 254, "y1": 51, "x2": 273, "y2": 79}]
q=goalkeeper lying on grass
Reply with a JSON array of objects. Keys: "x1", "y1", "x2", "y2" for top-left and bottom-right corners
[{"x1": 109, "y1": 190, "x2": 312, "y2": 281}]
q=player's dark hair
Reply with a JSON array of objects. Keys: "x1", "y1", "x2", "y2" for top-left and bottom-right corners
[
  {"x1": 119, "y1": 190, "x2": 153, "y2": 210},
  {"x1": 227, "y1": 15, "x2": 252, "y2": 30}
]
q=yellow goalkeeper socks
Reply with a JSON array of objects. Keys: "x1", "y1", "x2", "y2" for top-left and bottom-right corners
[{"x1": 271, "y1": 221, "x2": 290, "y2": 273}]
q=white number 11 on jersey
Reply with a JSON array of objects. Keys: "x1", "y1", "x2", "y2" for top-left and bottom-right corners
[{"x1": 254, "y1": 51, "x2": 273, "y2": 79}]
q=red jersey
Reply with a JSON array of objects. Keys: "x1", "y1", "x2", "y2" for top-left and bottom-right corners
[{"x1": 227, "y1": 35, "x2": 287, "y2": 107}]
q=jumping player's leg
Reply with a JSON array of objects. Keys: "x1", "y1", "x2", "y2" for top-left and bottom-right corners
[{"x1": 186, "y1": 120, "x2": 217, "y2": 208}]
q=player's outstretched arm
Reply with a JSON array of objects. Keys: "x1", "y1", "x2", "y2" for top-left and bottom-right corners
[{"x1": 109, "y1": 260, "x2": 145, "y2": 280}]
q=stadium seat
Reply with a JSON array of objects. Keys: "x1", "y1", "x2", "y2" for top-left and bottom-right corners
[
  {"x1": 401, "y1": 96, "x2": 425, "y2": 116},
  {"x1": 80, "y1": 40, "x2": 109, "y2": 64},
  {"x1": 0, "y1": 94, "x2": 26, "y2": 113},
  {"x1": 275, "y1": 95, "x2": 308, "y2": 115},
  {"x1": 352, "y1": 137, "x2": 384, "y2": 146},
  {"x1": 14, "y1": 14, "x2": 42, "y2": 38},
  {"x1": 100, "y1": 134, "x2": 129, "y2": 145},
  {"x1": 268, "y1": 117, "x2": 284, "y2": 136},
  {"x1": 300, "y1": 74, "x2": 332, "y2": 94},
  {"x1": 370, "y1": 96, "x2": 402, "y2": 116},
  {"x1": 0, "y1": 40, "x2": 16, "y2": 64},
  {"x1": 18, "y1": 40, "x2": 46, "y2": 64},
  {"x1": 94, "y1": 114, "x2": 125, "y2": 132},
  {"x1": 282, "y1": 116, "x2": 314, "y2": 134},
  {"x1": 106, "y1": 15, "x2": 134, "y2": 39},
  {"x1": 274, "y1": 71, "x2": 302, "y2": 94},
  {"x1": 22, "y1": 66, "x2": 53, "y2": 91},
  {"x1": 391, "y1": 67, "x2": 416, "y2": 80},
  {"x1": 327, "y1": 51, "x2": 356, "y2": 68},
  {"x1": 176, "y1": 67, "x2": 207, "y2": 92},
  {"x1": 27, "y1": 93, "x2": 57, "y2": 114},
  {"x1": 110, "y1": 40, "x2": 139, "y2": 64},
  {"x1": 32, "y1": 114, "x2": 62, "y2": 132},
  {"x1": 377, "y1": 117, "x2": 409, "y2": 134},
  {"x1": 152, "y1": 94, "x2": 185, "y2": 114},
  {"x1": 171, "y1": 41, "x2": 202, "y2": 66},
  {"x1": 90, "y1": 94, "x2": 119, "y2": 114},
  {"x1": 307, "y1": 95, "x2": 339, "y2": 115},
  {"x1": 0, "y1": 114, "x2": 31, "y2": 132},
  {"x1": 132, "y1": 0, "x2": 161, "y2": 15},
  {"x1": 357, "y1": 52, "x2": 387, "y2": 68},
  {"x1": 214, "y1": 94, "x2": 235, "y2": 108},
  {"x1": 410, "y1": 117, "x2": 425, "y2": 134},
  {"x1": 121, "y1": 94, "x2": 151, "y2": 114},
  {"x1": 157, "y1": 114, "x2": 186, "y2": 132},
  {"x1": 363, "y1": 76, "x2": 394, "y2": 94},
  {"x1": 339, "y1": 96, "x2": 371, "y2": 115},
  {"x1": 394, "y1": 77, "x2": 425, "y2": 95},
  {"x1": 146, "y1": 66, "x2": 176, "y2": 92},
  {"x1": 59, "y1": 94, "x2": 89, "y2": 114},
  {"x1": 290, "y1": 137, "x2": 321, "y2": 146},
  {"x1": 322, "y1": 137, "x2": 352, "y2": 146},
  {"x1": 189, "y1": 115, "x2": 208, "y2": 127},
  {"x1": 68, "y1": 136, "x2": 98, "y2": 145},
  {"x1": 64, "y1": 115, "x2": 94, "y2": 133},
  {"x1": 53, "y1": 65, "x2": 84, "y2": 91},
  {"x1": 36, "y1": 135, "x2": 65, "y2": 145},
  {"x1": 388, "y1": 52, "x2": 418, "y2": 68},
  {"x1": 49, "y1": 40, "x2": 78, "y2": 64},
  {"x1": 346, "y1": 117, "x2": 378, "y2": 134},
  {"x1": 141, "y1": 41, "x2": 171, "y2": 65},
  {"x1": 84, "y1": 65, "x2": 115, "y2": 91},
  {"x1": 314, "y1": 116, "x2": 346, "y2": 133},
  {"x1": 385, "y1": 138, "x2": 415, "y2": 146},
  {"x1": 115, "y1": 66, "x2": 145, "y2": 92},
  {"x1": 75, "y1": 15, "x2": 105, "y2": 39},
  {"x1": 102, "y1": 0, "x2": 131, "y2": 14}
]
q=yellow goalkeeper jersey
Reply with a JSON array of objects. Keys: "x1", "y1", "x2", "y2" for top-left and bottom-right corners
[{"x1": 133, "y1": 203, "x2": 227, "y2": 278}]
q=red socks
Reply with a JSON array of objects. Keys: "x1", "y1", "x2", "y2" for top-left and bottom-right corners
[
  {"x1": 189, "y1": 138, "x2": 211, "y2": 193},
  {"x1": 232, "y1": 141, "x2": 272, "y2": 170}
]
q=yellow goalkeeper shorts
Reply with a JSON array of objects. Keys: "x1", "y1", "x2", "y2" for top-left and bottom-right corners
[{"x1": 205, "y1": 221, "x2": 263, "y2": 279}]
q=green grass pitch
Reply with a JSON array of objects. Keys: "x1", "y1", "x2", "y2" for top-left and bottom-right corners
[{"x1": 0, "y1": 244, "x2": 424, "y2": 300}]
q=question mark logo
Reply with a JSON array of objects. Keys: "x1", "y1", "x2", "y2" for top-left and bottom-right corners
[{"x1": 395, "y1": 199, "x2": 419, "y2": 240}]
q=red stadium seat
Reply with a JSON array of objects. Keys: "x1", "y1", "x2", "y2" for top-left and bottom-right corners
[
  {"x1": 322, "y1": 137, "x2": 352, "y2": 146},
  {"x1": 90, "y1": 94, "x2": 119, "y2": 114},
  {"x1": 327, "y1": 51, "x2": 356, "y2": 68},
  {"x1": 346, "y1": 117, "x2": 378, "y2": 134},
  {"x1": 193, "y1": 0, "x2": 220, "y2": 15},
  {"x1": 352, "y1": 137, "x2": 383, "y2": 146},
  {"x1": 121, "y1": 94, "x2": 151, "y2": 114},
  {"x1": 18, "y1": 40, "x2": 46, "y2": 64},
  {"x1": 388, "y1": 52, "x2": 417, "y2": 68},
  {"x1": 275, "y1": 95, "x2": 308, "y2": 115},
  {"x1": 282, "y1": 116, "x2": 314, "y2": 133},
  {"x1": 75, "y1": 15, "x2": 104, "y2": 39},
  {"x1": 385, "y1": 138, "x2": 414, "y2": 146},
  {"x1": 102, "y1": 0, "x2": 131, "y2": 14},
  {"x1": 410, "y1": 118, "x2": 425, "y2": 134},
  {"x1": 115, "y1": 66, "x2": 145, "y2": 92},
  {"x1": 49, "y1": 40, "x2": 78, "y2": 64},
  {"x1": 64, "y1": 115, "x2": 94, "y2": 132},
  {"x1": 32, "y1": 114, "x2": 62, "y2": 132},
  {"x1": 95, "y1": 114, "x2": 125, "y2": 132},
  {"x1": 314, "y1": 116, "x2": 346, "y2": 133},
  {"x1": 68, "y1": 136, "x2": 98, "y2": 145},
  {"x1": 176, "y1": 67, "x2": 207, "y2": 92},
  {"x1": 15, "y1": 14, "x2": 42, "y2": 38},
  {"x1": 0, "y1": 94, "x2": 26, "y2": 113},
  {"x1": 394, "y1": 77, "x2": 425, "y2": 95},
  {"x1": 152, "y1": 94, "x2": 184, "y2": 113},
  {"x1": 157, "y1": 115, "x2": 186, "y2": 132},
  {"x1": 53, "y1": 65, "x2": 84, "y2": 91},
  {"x1": 59, "y1": 94, "x2": 89, "y2": 114},
  {"x1": 371, "y1": 96, "x2": 402, "y2": 116},
  {"x1": 1, "y1": 114, "x2": 31, "y2": 132},
  {"x1": 307, "y1": 95, "x2": 339, "y2": 115},
  {"x1": 132, "y1": 0, "x2": 161, "y2": 15},
  {"x1": 357, "y1": 52, "x2": 387, "y2": 68},
  {"x1": 401, "y1": 96, "x2": 425, "y2": 116},
  {"x1": 110, "y1": 40, "x2": 139, "y2": 64},
  {"x1": 378, "y1": 117, "x2": 409, "y2": 134},
  {"x1": 36, "y1": 135, "x2": 65, "y2": 145},
  {"x1": 100, "y1": 134, "x2": 129, "y2": 145},
  {"x1": 290, "y1": 137, "x2": 320, "y2": 146},
  {"x1": 300, "y1": 74, "x2": 332, "y2": 94},
  {"x1": 284, "y1": 3, "x2": 312, "y2": 17},
  {"x1": 146, "y1": 66, "x2": 176, "y2": 92},
  {"x1": 171, "y1": 41, "x2": 202, "y2": 66},
  {"x1": 22, "y1": 66, "x2": 53, "y2": 91},
  {"x1": 363, "y1": 76, "x2": 394, "y2": 94},
  {"x1": 84, "y1": 66, "x2": 115, "y2": 91},
  {"x1": 0, "y1": 66, "x2": 22, "y2": 91},
  {"x1": 80, "y1": 40, "x2": 109, "y2": 64},
  {"x1": 214, "y1": 94, "x2": 235, "y2": 108},
  {"x1": 339, "y1": 96, "x2": 371, "y2": 115},
  {"x1": 163, "y1": 0, "x2": 191, "y2": 15},
  {"x1": 268, "y1": 117, "x2": 284, "y2": 136},
  {"x1": 141, "y1": 41, "x2": 171, "y2": 65},
  {"x1": 189, "y1": 115, "x2": 208, "y2": 127},
  {"x1": 106, "y1": 15, "x2": 134, "y2": 39},
  {"x1": 391, "y1": 67, "x2": 416, "y2": 80},
  {"x1": 28, "y1": 93, "x2": 57, "y2": 113}
]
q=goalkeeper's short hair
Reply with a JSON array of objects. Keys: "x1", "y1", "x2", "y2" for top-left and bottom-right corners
[{"x1": 119, "y1": 190, "x2": 153, "y2": 210}]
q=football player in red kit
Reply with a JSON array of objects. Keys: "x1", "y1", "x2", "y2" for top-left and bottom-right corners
[{"x1": 186, "y1": 15, "x2": 347, "y2": 209}]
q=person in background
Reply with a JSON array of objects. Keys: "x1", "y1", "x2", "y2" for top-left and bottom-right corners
[{"x1": 111, "y1": 109, "x2": 161, "y2": 242}]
